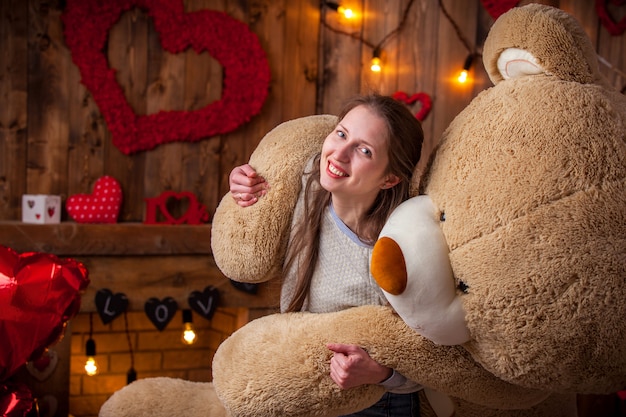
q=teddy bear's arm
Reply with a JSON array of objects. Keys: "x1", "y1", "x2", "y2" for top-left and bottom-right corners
[
  {"x1": 211, "y1": 115, "x2": 336, "y2": 283},
  {"x1": 213, "y1": 305, "x2": 549, "y2": 416}
]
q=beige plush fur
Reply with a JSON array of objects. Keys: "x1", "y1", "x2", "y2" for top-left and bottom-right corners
[
  {"x1": 211, "y1": 114, "x2": 337, "y2": 283},
  {"x1": 99, "y1": 5, "x2": 625, "y2": 417}
]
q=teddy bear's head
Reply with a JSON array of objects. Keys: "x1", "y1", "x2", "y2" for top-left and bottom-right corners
[{"x1": 415, "y1": 4, "x2": 626, "y2": 393}]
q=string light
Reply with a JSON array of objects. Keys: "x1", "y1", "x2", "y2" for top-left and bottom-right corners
[
  {"x1": 325, "y1": 2, "x2": 355, "y2": 19},
  {"x1": 84, "y1": 313, "x2": 98, "y2": 376},
  {"x1": 370, "y1": 48, "x2": 382, "y2": 73},
  {"x1": 457, "y1": 54, "x2": 475, "y2": 84},
  {"x1": 181, "y1": 309, "x2": 197, "y2": 345},
  {"x1": 321, "y1": 0, "x2": 416, "y2": 75}
]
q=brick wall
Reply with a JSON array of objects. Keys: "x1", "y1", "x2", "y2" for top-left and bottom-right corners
[{"x1": 68, "y1": 308, "x2": 247, "y2": 417}]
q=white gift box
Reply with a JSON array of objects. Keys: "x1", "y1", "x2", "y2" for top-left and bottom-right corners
[{"x1": 22, "y1": 195, "x2": 61, "y2": 224}]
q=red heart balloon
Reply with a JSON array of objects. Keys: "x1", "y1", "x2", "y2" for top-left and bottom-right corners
[
  {"x1": 66, "y1": 176, "x2": 123, "y2": 224},
  {"x1": 480, "y1": 0, "x2": 519, "y2": 19},
  {"x1": 62, "y1": 0, "x2": 271, "y2": 154},
  {"x1": 0, "y1": 246, "x2": 89, "y2": 381},
  {"x1": 0, "y1": 382, "x2": 33, "y2": 417}
]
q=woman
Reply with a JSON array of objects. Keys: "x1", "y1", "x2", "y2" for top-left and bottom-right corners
[{"x1": 229, "y1": 94, "x2": 424, "y2": 416}]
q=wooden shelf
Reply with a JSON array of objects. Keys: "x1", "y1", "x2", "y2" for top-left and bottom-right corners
[
  {"x1": 0, "y1": 221, "x2": 280, "y2": 312},
  {"x1": 0, "y1": 221, "x2": 212, "y2": 256}
]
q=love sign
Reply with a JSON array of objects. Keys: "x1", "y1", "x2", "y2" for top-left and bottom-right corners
[
  {"x1": 144, "y1": 297, "x2": 178, "y2": 331},
  {"x1": 95, "y1": 289, "x2": 129, "y2": 325},
  {"x1": 144, "y1": 191, "x2": 210, "y2": 225},
  {"x1": 188, "y1": 286, "x2": 220, "y2": 321},
  {"x1": 62, "y1": 0, "x2": 271, "y2": 154}
]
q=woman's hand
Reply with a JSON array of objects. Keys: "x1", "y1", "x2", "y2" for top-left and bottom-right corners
[
  {"x1": 326, "y1": 343, "x2": 392, "y2": 389},
  {"x1": 229, "y1": 164, "x2": 269, "y2": 207}
]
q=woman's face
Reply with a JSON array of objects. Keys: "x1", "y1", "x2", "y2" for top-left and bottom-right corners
[{"x1": 319, "y1": 105, "x2": 398, "y2": 206}]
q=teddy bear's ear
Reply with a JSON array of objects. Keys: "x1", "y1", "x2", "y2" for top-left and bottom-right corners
[
  {"x1": 483, "y1": 4, "x2": 602, "y2": 85},
  {"x1": 211, "y1": 115, "x2": 337, "y2": 283}
]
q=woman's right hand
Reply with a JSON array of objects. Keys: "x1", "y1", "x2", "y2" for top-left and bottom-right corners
[{"x1": 229, "y1": 164, "x2": 269, "y2": 207}]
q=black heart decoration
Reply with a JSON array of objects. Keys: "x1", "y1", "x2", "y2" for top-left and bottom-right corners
[
  {"x1": 188, "y1": 286, "x2": 220, "y2": 320},
  {"x1": 144, "y1": 297, "x2": 178, "y2": 331},
  {"x1": 229, "y1": 279, "x2": 259, "y2": 295},
  {"x1": 95, "y1": 289, "x2": 128, "y2": 325}
]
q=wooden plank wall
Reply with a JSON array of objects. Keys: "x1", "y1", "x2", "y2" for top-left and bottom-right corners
[
  {"x1": 0, "y1": 0, "x2": 625, "y2": 312},
  {"x1": 1, "y1": 0, "x2": 624, "y2": 221}
]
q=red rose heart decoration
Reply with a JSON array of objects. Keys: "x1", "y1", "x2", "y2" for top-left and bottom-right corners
[
  {"x1": 0, "y1": 245, "x2": 89, "y2": 381},
  {"x1": 62, "y1": 0, "x2": 271, "y2": 154},
  {"x1": 66, "y1": 176, "x2": 123, "y2": 224},
  {"x1": 392, "y1": 91, "x2": 432, "y2": 122},
  {"x1": 596, "y1": 0, "x2": 626, "y2": 36},
  {"x1": 480, "y1": 0, "x2": 519, "y2": 19}
]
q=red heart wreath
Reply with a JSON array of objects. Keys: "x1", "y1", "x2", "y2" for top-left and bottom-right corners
[
  {"x1": 62, "y1": 0, "x2": 271, "y2": 155},
  {"x1": 480, "y1": 0, "x2": 519, "y2": 19},
  {"x1": 596, "y1": 0, "x2": 626, "y2": 36},
  {"x1": 392, "y1": 91, "x2": 432, "y2": 122}
]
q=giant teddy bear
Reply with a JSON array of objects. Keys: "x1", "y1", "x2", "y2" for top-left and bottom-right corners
[{"x1": 100, "y1": 4, "x2": 626, "y2": 417}]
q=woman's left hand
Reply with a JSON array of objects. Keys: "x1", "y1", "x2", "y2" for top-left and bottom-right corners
[{"x1": 326, "y1": 343, "x2": 392, "y2": 389}]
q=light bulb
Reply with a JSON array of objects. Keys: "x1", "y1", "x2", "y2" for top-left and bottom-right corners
[
  {"x1": 457, "y1": 54, "x2": 474, "y2": 84},
  {"x1": 337, "y1": 6, "x2": 354, "y2": 19},
  {"x1": 326, "y1": 2, "x2": 355, "y2": 19},
  {"x1": 370, "y1": 57, "x2": 382, "y2": 73},
  {"x1": 85, "y1": 356, "x2": 98, "y2": 376},
  {"x1": 84, "y1": 338, "x2": 98, "y2": 376},
  {"x1": 181, "y1": 309, "x2": 197, "y2": 345},
  {"x1": 457, "y1": 69, "x2": 469, "y2": 83}
]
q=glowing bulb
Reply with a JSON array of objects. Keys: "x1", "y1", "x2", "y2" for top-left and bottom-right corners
[
  {"x1": 457, "y1": 53, "x2": 475, "y2": 84},
  {"x1": 457, "y1": 69, "x2": 469, "y2": 83},
  {"x1": 182, "y1": 322, "x2": 197, "y2": 345},
  {"x1": 370, "y1": 57, "x2": 382, "y2": 73},
  {"x1": 181, "y1": 309, "x2": 197, "y2": 345},
  {"x1": 85, "y1": 357, "x2": 98, "y2": 376},
  {"x1": 326, "y1": 2, "x2": 355, "y2": 19},
  {"x1": 84, "y1": 338, "x2": 98, "y2": 376},
  {"x1": 337, "y1": 6, "x2": 354, "y2": 19}
]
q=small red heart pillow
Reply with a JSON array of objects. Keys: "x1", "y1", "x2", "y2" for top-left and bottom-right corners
[{"x1": 66, "y1": 176, "x2": 123, "y2": 223}]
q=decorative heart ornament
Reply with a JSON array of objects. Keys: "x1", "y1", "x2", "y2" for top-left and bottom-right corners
[
  {"x1": 25, "y1": 350, "x2": 58, "y2": 382},
  {"x1": 95, "y1": 289, "x2": 128, "y2": 325},
  {"x1": 0, "y1": 245, "x2": 89, "y2": 381},
  {"x1": 188, "y1": 286, "x2": 220, "y2": 320},
  {"x1": 596, "y1": 0, "x2": 626, "y2": 36},
  {"x1": 480, "y1": 0, "x2": 519, "y2": 19},
  {"x1": 144, "y1": 297, "x2": 178, "y2": 331},
  {"x1": 144, "y1": 191, "x2": 209, "y2": 225},
  {"x1": 392, "y1": 91, "x2": 432, "y2": 121},
  {"x1": 62, "y1": 0, "x2": 271, "y2": 154},
  {"x1": 66, "y1": 176, "x2": 123, "y2": 223}
]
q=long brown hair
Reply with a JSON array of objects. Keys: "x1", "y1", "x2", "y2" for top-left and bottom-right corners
[{"x1": 283, "y1": 94, "x2": 424, "y2": 312}]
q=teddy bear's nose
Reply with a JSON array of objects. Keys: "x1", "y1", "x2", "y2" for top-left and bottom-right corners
[{"x1": 371, "y1": 236, "x2": 407, "y2": 295}]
